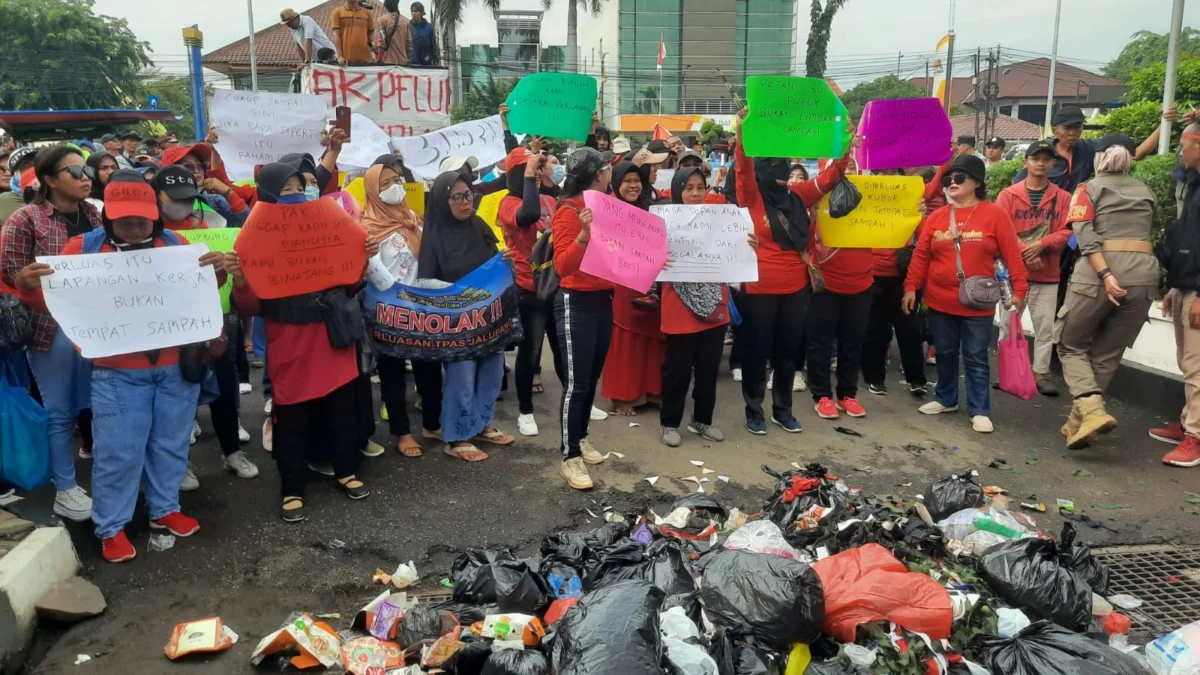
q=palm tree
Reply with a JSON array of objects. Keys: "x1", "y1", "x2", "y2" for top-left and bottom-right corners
[
  {"x1": 805, "y1": 0, "x2": 849, "y2": 78},
  {"x1": 432, "y1": 0, "x2": 552, "y2": 102},
  {"x1": 567, "y1": 0, "x2": 605, "y2": 73}
]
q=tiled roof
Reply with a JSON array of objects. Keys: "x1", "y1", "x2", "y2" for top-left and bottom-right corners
[
  {"x1": 909, "y1": 58, "x2": 1123, "y2": 103},
  {"x1": 949, "y1": 113, "x2": 1044, "y2": 142},
  {"x1": 204, "y1": 0, "x2": 371, "y2": 73}
]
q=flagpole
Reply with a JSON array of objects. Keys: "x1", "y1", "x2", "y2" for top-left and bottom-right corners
[{"x1": 657, "y1": 33, "x2": 664, "y2": 120}]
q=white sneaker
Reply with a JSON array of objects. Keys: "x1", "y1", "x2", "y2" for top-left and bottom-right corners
[
  {"x1": 223, "y1": 450, "x2": 259, "y2": 478},
  {"x1": 308, "y1": 462, "x2": 335, "y2": 477},
  {"x1": 972, "y1": 416, "x2": 995, "y2": 433},
  {"x1": 238, "y1": 382, "x2": 252, "y2": 395},
  {"x1": 263, "y1": 398, "x2": 273, "y2": 415},
  {"x1": 517, "y1": 413, "x2": 539, "y2": 436},
  {"x1": 919, "y1": 401, "x2": 959, "y2": 415},
  {"x1": 732, "y1": 368, "x2": 743, "y2": 382},
  {"x1": 180, "y1": 464, "x2": 200, "y2": 491},
  {"x1": 580, "y1": 438, "x2": 605, "y2": 465},
  {"x1": 560, "y1": 457, "x2": 594, "y2": 490},
  {"x1": 361, "y1": 439, "x2": 386, "y2": 457},
  {"x1": 793, "y1": 371, "x2": 807, "y2": 392},
  {"x1": 767, "y1": 370, "x2": 774, "y2": 390},
  {"x1": 590, "y1": 406, "x2": 608, "y2": 421},
  {"x1": 189, "y1": 420, "x2": 200, "y2": 445},
  {"x1": 53, "y1": 486, "x2": 92, "y2": 522},
  {"x1": 237, "y1": 420, "x2": 251, "y2": 444},
  {"x1": 262, "y1": 417, "x2": 273, "y2": 452}
]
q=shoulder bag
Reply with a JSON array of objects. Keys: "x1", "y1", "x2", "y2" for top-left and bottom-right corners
[{"x1": 949, "y1": 205, "x2": 1002, "y2": 310}]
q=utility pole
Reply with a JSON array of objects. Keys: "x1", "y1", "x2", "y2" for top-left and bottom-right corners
[
  {"x1": 1042, "y1": 0, "x2": 1062, "y2": 135},
  {"x1": 183, "y1": 26, "x2": 207, "y2": 140},
  {"x1": 943, "y1": 0, "x2": 957, "y2": 114},
  {"x1": 973, "y1": 49, "x2": 981, "y2": 139},
  {"x1": 925, "y1": 61, "x2": 931, "y2": 96},
  {"x1": 598, "y1": 39, "x2": 608, "y2": 124},
  {"x1": 1160, "y1": 0, "x2": 1186, "y2": 154},
  {"x1": 897, "y1": 52, "x2": 903, "y2": 78},
  {"x1": 247, "y1": 0, "x2": 259, "y2": 91}
]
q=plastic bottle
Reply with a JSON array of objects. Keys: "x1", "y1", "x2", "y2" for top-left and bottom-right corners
[
  {"x1": 995, "y1": 258, "x2": 1014, "y2": 308},
  {"x1": 972, "y1": 517, "x2": 1024, "y2": 540}
]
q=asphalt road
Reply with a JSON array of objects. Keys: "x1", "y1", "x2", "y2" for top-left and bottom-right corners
[{"x1": 25, "y1": 346, "x2": 1199, "y2": 673}]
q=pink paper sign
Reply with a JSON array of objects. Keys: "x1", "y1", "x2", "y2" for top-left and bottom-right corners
[
  {"x1": 855, "y1": 97, "x2": 953, "y2": 171},
  {"x1": 579, "y1": 190, "x2": 668, "y2": 294}
]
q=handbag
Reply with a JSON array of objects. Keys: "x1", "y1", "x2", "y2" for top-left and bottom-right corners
[
  {"x1": 532, "y1": 200, "x2": 576, "y2": 303},
  {"x1": 0, "y1": 294, "x2": 32, "y2": 351},
  {"x1": 0, "y1": 359, "x2": 51, "y2": 490},
  {"x1": 802, "y1": 252, "x2": 826, "y2": 294},
  {"x1": 949, "y1": 206, "x2": 1002, "y2": 310},
  {"x1": 998, "y1": 313, "x2": 1038, "y2": 400}
]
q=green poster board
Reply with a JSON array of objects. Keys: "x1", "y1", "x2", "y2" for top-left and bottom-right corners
[
  {"x1": 741, "y1": 76, "x2": 851, "y2": 159},
  {"x1": 504, "y1": 73, "x2": 598, "y2": 142},
  {"x1": 181, "y1": 228, "x2": 238, "y2": 313}
]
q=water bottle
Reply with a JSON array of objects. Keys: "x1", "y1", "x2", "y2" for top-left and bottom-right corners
[{"x1": 994, "y1": 258, "x2": 1014, "y2": 309}]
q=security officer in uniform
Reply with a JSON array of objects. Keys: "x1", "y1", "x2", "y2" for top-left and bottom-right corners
[{"x1": 1055, "y1": 133, "x2": 1159, "y2": 449}]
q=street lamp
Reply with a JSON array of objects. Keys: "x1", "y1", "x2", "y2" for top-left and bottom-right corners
[{"x1": 247, "y1": 0, "x2": 259, "y2": 91}]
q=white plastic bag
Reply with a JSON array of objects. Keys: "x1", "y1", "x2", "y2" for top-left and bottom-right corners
[
  {"x1": 722, "y1": 520, "x2": 809, "y2": 561},
  {"x1": 996, "y1": 608, "x2": 1031, "y2": 637},
  {"x1": 660, "y1": 607, "x2": 718, "y2": 675},
  {"x1": 1147, "y1": 620, "x2": 1200, "y2": 675}
]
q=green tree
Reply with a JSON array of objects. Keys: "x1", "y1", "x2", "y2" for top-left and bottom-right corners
[
  {"x1": 1128, "y1": 58, "x2": 1200, "y2": 105},
  {"x1": 985, "y1": 159, "x2": 1022, "y2": 201},
  {"x1": 1105, "y1": 29, "x2": 1200, "y2": 83},
  {"x1": 840, "y1": 75, "x2": 924, "y2": 118},
  {"x1": 1131, "y1": 154, "x2": 1178, "y2": 243},
  {"x1": 1101, "y1": 101, "x2": 1171, "y2": 143},
  {"x1": 805, "y1": 0, "x2": 849, "y2": 78},
  {"x1": 699, "y1": 120, "x2": 728, "y2": 149},
  {"x1": 0, "y1": 0, "x2": 152, "y2": 110},
  {"x1": 451, "y1": 74, "x2": 517, "y2": 124},
  {"x1": 140, "y1": 77, "x2": 196, "y2": 143}
]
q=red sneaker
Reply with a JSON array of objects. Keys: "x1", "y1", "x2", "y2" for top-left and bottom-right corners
[
  {"x1": 814, "y1": 397, "x2": 839, "y2": 419},
  {"x1": 926, "y1": 346, "x2": 937, "y2": 365},
  {"x1": 1149, "y1": 423, "x2": 1185, "y2": 445},
  {"x1": 837, "y1": 397, "x2": 867, "y2": 417},
  {"x1": 151, "y1": 512, "x2": 200, "y2": 537},
  {"x1": 1163, "y1": 435, "x2": 1200, "y2": 468},
  {"x1": 101, "y1": 530, "x2": 136, "y2": 563}
]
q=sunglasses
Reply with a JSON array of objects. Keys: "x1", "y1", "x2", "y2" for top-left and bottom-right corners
[
  {"x1": 179, "y1": 162, "x2": 205, "y2": 173},
  {"x1": 56, "y1": 165, "x2": 96, "y2": 181},
  {"x1": 941, "y1": 172, "x2": 970, "y2": 187},
  {"x1": 448, "y1": 192, "x2": 472, "y2": 204}
]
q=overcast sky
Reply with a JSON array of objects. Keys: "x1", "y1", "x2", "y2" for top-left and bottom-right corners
[{"x1": 95, "y1": 0, "x2": 1198, "y2": 85}]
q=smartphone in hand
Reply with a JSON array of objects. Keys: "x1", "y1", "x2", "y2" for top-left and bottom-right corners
[{"x1": 333, "y1": 106, "x2": 352, "y2": 142}]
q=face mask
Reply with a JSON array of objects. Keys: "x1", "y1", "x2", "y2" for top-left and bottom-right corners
[
  {"x1": 379, "y1": 183, "x2": 406, "y2": 205},
  {"x1": 550, "y1": 165, "x2": 565, "y2": 185},
  {"x1": 278, "y1": 193, "x2": 308, "y2": 205},
  {"x1": 9, "y1": 174, "x2": 19, "y2": 194},
  {"x1": 304, "y1": 186, "x2": 321, "y2": 202},
  {"x1": 161, "y1": 201, "x2": 195, "y2": 221}
]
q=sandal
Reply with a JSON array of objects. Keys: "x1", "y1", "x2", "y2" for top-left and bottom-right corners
[
  {"x1": 532, "y1": 382, "x2": 545, "y2": 394},
  {"x1": 280, "y1": 497, "x2": 306, "y2": 523},
  {"x1": 398, "y1": 435, "x2": 423, "y2": 458},
  {"x1": 443, "y1": 443, "x2": 488, "y2": 462},
  {"x1": 472, "y1": 427, "x2": 515, "y2": 446},
  {"x1": 423, "y1": 428, "x2": 443, "y2": 441},
  {"x1": 337, "y1": 476, "x2": 370, "y2": 500}
]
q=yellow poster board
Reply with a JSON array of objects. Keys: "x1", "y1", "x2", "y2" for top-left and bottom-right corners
[
  {"x1": 816, "y1": 175, "x2": 924, "y2": 249},
  {"x1": 476, "y1": 189, "x2": 509, "y2": 251},
  {"x1": 403, "y1": 183, "x2": 425, "y2": 216},
  {"x1": 344, "y1": 177, "x2": 367, "y2": 207}
]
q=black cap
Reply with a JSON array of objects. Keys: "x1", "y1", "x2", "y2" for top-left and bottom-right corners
[
  {"x1": 950, "y1": 154, "x2": 987, "y2": 185},
  {"x1": 7, "y1": 147, "x2": 36, "y2": 172},
  {"x1": 153, "y1": 165, "x2": 200, "y2": 201},
  {"x1": 985, "y1": 137, "x2": 1006, "y2": 148},
  {"x1": 120, "y1": 131, "x2": 142, "y2": 141},
  {"x1": 1025, "y1": 139, "x2": 1055, "y2": 158},
  {"x1": 956, "y1": 134, "x2": 977, "y2": 147},
  {"x1": 647, "y1": 139, "x2": 672, "y2": 155},
  {"x1": 1095, "y1": 133, "x2": 1137, "y2": 155},
  {"x1": 99, "y1": 133, "x2": 120, "y2": 144},
  {"x1": 410, "y1": 1, "x2": 424, "y2": 10},
  {"x1": 1051, "y1": 106, "x2": 1086, "y2": 127}
]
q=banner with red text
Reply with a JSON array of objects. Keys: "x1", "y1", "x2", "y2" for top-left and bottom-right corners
[{"x1": 303, "y1": 64, "x2": 452, "y2": 138}]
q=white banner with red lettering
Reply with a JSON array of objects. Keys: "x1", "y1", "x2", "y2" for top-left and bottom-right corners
[{"x1": 303, "y1": 64, "x2": 451, "y2": 138}]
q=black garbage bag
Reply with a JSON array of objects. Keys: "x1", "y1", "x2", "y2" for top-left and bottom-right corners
[
  {"x1": 451, "y1": 549, "x2": 554, "y2": 614},
  {"x1": 443, "y1": 641, "x2": 493, "y2": 675},
  {"x1": 1059, "y1": 522, "x2": 1111, "y2": 596},
  {"x1": 922, "y1": 471, "x2": 986, "y2": 522},
  {"x1": 584, "y1": 538, "x2": 696, "y2": 600},
  {"x1": 397, "y1": 604, "x2": 456, "y2": 646},
  {"x1": 711, "y1": 630, "x2": 772, "y2": 675},
  {"x1": 698, "y1": 550, "x2": 825, "y2": 650},
  {"x1": 978, "y1": 537, "x2": 1092, "y2": 630},
  {"x1": 671, "y1": 493, "x2": 728, "y2": 520},
  {"x1": 551, "y1": 579, "x2": 666, "y2": 675},
  {"x1": 760, "y1": 464, "x2": 849, "y2": 547},
  {"x1": 828, "y1": 177, "x2": 863, "y2": 218},
  {"x1": 900, "y1": 516, "x2": 946, "y2": 556},
  {"x1": 482, "y1": 649, "x2": 551, "y2": 675},
  {"x1": 980, "y1": 621, "x2": 1146, "y2": 675},
  {"x1": 435, "y1": 601, "x2": 501, "y2": 626},
  {"x1": 541, "y1": 523, "x2": 630, "y2": 569},
  {"x1": 805, "y1": 661, "x2": 852, "y2": 675}
]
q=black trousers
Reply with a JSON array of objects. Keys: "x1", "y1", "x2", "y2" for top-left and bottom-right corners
[
  {"x1": 516, "y1": 288, "x2": 565, "y2": 415},
  {"x1": 235, "y1": 317, "x2": 250, "y2": 384},
  {"x1": 806, "y1": 288, "x2": 872, "y2": 401},
  {"x1": 739, "y1": 288, "x2": 810, "y2": 421},
  {"x1": 554, "y1": 289, "x2": 612, "y2": 460},
  {"x1": 661, "y1": 325, "x2": 726, "y2": 429},
  {"x1": 377, "y1": 354, "x2": 443, "y2": 437},
  {"x1": 209, "y1": 347, "x2": 240, "y2": 456},
  {"x1": 862, "y1": 276, "x2": 929, "y2": 388},
  {"x1": 273, "y1": 378, "x2": 361, "y2": 498}
]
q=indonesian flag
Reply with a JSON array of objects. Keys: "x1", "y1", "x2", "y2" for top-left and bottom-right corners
[
  {"x1": 657, "y1": 34, "x2": 666, "y2": 70},
  {"x1": 652, "y1": 123, "x2": 671, "y2": 140}
]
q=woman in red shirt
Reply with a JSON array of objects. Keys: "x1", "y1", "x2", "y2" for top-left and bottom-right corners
[
  {"x1": 732, "y1": 108, "x2": 848, "y2": 435},
  {"x1": 601, "y1": 161, "x2": 665, "y2": 416},
  {"x1": 903, "y1": 155, "x2": 1027, "y2": 434},
  {"x1": 550, "y1": 147, "x2": 613, "y2": 490}
]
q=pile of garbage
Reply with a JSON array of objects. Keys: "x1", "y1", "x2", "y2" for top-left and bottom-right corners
[{"x1": 225, "y1": 463, "x2": 1198, "y2": 674}]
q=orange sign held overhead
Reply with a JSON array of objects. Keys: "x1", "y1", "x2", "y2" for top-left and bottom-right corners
[{"x1": 234, "y1": 197, "x2": 369, "y2": 299}]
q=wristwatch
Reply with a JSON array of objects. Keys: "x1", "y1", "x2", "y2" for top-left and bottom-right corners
[{"x1": 1097, "y1": 267, "x2": 1112, "y2": 281}]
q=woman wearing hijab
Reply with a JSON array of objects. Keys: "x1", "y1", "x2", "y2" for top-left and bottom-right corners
[
  {"x1": 730, "y1": 108, "x2": 850, "y2": 435},
  {"x1": 361, "y1": 163, "x2": 443, "y2": 457},
  {"x1": 227, "y1": 163, "x2": 377, "y2": 522},
  {"x1": 418, "y1": 171, "x2": 515, "y2": 462},
  {"x1": 658, "y1": 167, "x2": 757, "y2": 447},
  {"x1": 600, "y1": 160, "x2": 665, "y2": 416},
  {"x1": 85, "y1": 152, "x2": 120, "y2": 212},
  {"x1": 551, "y1": 147, "x2": 614, "y2": 490}
]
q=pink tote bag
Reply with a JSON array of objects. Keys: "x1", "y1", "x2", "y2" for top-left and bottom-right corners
[{"x1": 998, "y1": 312, "x2": 1038, "y2": 400}]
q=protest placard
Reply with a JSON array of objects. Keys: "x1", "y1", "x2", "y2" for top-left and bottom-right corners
[
  {"x1": 304, "y1": 64, "x2": 451, "y2": 137},
  {"x1": 504, "y1": 73, "x2": 598, "y2": 141},
  {"x1": 815, "y1": 175, "x2": 924, "y2": 248},
  {"x1": 741, "y1": 76, "x2": 851, "y2": 159},
  {"x1": 38, "y1": 245, "x2": 222, "y2": 359},
  {"x1": 389, "y1": 115, "x2": 506, "y2": 180},
  {"x1": 180, "y1": 229, "x2": 238, "y2": 312},
  {"x1": 403, "y1": 183, "x2": 425, "y2": 215},
  {"x1": 855, "y1": 98, "x2": 953, "y2": 171},
  {"x1": 235, "y1": 197, "x2": 369, "y2": 299},
  {"x1": 365, "y1": 254, "x2": 522, "y2": 362},
  {"x1": 336, "y1": 112, "x2": 399, "y2": 169},
  {"x1": 210, "y1": 90, "x2": 328, "y2": 181},
  {"x1": 651, "y1": 203, "x2": 758, "y2": 283},
  {"x1": 579, "y1": 190, "x2": 668, "y2": 293},
  {"x1": 475, "y1": 189, "x2": 508, "y2": 251},
  {"x1": 653, "y1": 169, "x2": 675, "y2": 192}
]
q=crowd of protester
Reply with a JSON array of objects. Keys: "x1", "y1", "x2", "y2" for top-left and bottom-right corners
[{"x1": 1, "y1": 95, "x2": 1198, "y2": 564}]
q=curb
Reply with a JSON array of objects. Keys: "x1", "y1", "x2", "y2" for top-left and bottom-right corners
[{"x1": 0, "y1": 527, "x2": 80, "y2": 675}]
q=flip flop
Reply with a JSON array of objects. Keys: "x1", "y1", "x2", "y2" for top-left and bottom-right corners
[
  {"x1": 443, "y1": 443, "x2": 488, "y2": 462},
  {"x1": 472, "y1": 428, "x2": 515, "y2": 446},
  {"x1": 398, "y1": 438, "x2": 423, "y2": 458},
  {"x1": 532, "y1": 383, "x2": 545, "y2": 394},
  {"x1": 423, "y1": 428, "x2": 443, "y2": 441}
]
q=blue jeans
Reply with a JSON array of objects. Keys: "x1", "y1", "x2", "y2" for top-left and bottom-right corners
[
  {"x1": 442, "y1": 353, "x2": 504, "y2": 443},
  {"x1": 253, "y1": 318, "x2": 272, "y2": 399},
  {"x1": 90, "y1": 365, "x2": 199, "y2": 540},
  {"x1": 929, "y1": 310, "x2": 992, "y2": 417},
  {"x1": 26, "y1": 330, "x2": 91, "y2": 491}
]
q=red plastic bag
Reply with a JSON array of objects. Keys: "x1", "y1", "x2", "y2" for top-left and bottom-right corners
[
  {"x1": 999, "y1": 312, "x2": 1037, "y2": 400},
  {"x1": 544, "y1": 597, "x2": 579, "y2": 625},
  {"x1": 811, "y1": 543, "x2": 953, "y2": 641}
]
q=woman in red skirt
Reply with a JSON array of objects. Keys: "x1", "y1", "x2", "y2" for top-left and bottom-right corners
[{"x1": 601, "y1": 161, "x2": 665, "y2": 415}]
